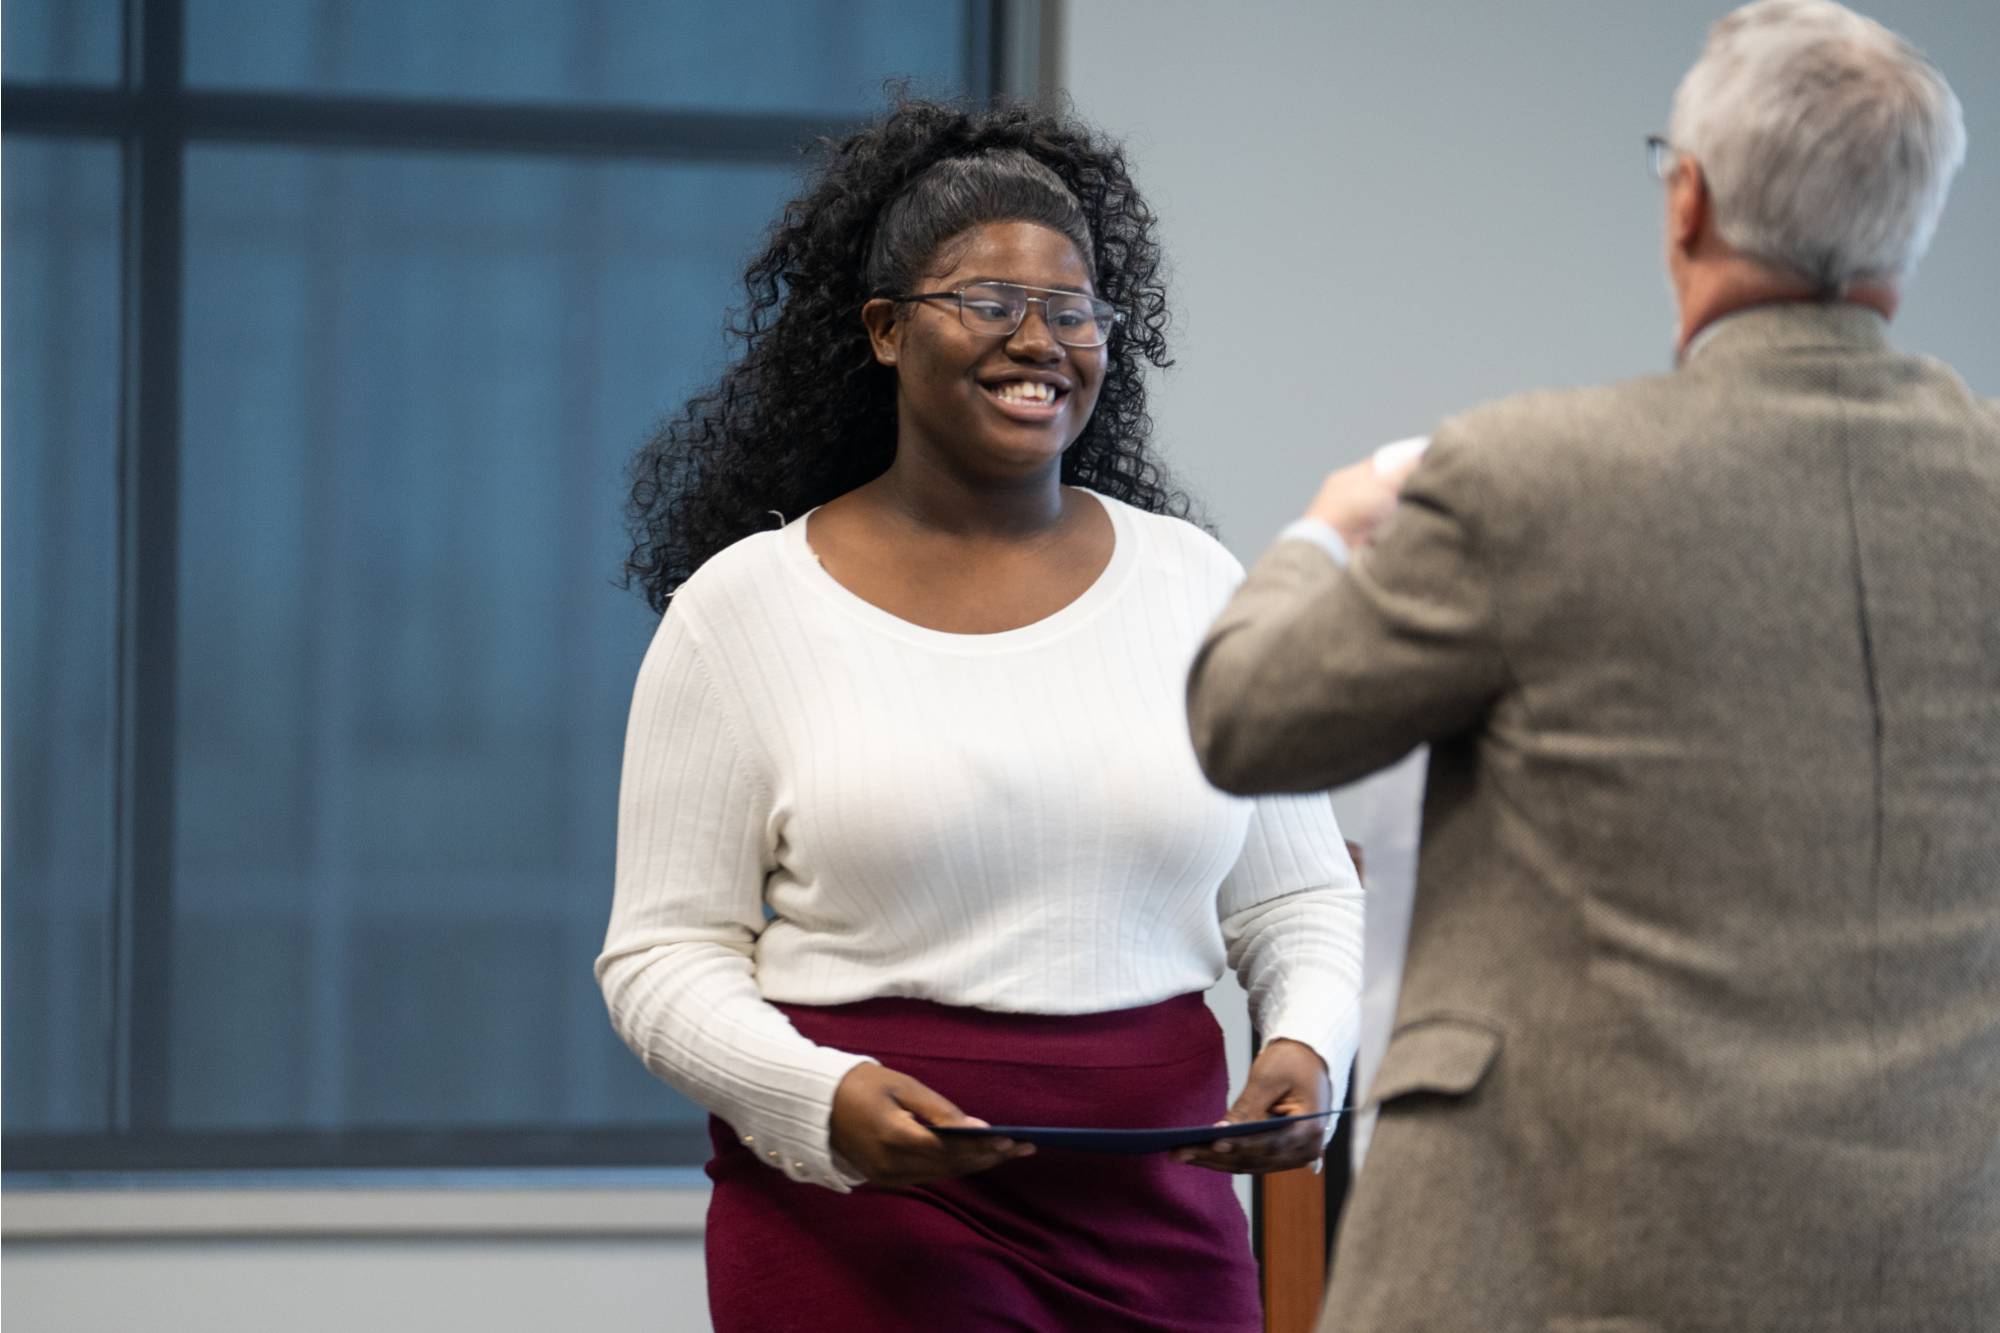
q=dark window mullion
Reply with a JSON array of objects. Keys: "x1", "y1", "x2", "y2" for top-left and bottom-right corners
[
  {"x1": 112, "y1": 0, "x2": 185, "y2": 1136},
  {"x1": 0, "y1": 84, "x2": 874, "y2": 164},
  {"x1": 966, "y1": 1, "x2": 997, "y2": 103}
]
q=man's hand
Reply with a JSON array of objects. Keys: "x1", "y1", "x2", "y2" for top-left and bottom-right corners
[
  {"x1": 829, "y1": 1063, "x2": 1034, "y2": 1188},
  {"x1": 1170, "y1": 1038, "x2": 1332, "y2": 1175},
  {"x1": 1305, "y1": 447, "x2": 1423, "y2": 550}
]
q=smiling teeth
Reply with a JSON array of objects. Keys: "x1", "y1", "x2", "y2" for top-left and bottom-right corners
[{"x1": 994, "y1": 382, "x2": 1057, "y2": 405}]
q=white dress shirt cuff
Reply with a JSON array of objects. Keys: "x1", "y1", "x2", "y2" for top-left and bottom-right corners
[{"x1": 1278, "y1": 516, "x2": 1352, "y2": 567}]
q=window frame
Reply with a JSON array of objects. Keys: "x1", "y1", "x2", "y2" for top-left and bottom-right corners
[{"x1": 2, "y1": 0, "x2": 1037, "y2": 1181}]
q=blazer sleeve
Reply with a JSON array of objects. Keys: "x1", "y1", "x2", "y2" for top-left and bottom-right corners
[
  {"x1": 1187, "y1": 433, "x2": 1508, "y2": 795},
  {"x1": 595, "y1": 605, "x2": 874, "y2": 1192}
]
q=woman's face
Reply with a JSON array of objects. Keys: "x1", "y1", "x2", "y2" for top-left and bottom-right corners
[{"x1": 864, "y1": 220, "x2": 1106, "y2": 483}]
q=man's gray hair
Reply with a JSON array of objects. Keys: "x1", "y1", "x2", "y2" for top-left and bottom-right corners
[{"x1": 1668, "y1": 0, "x2": 1966, "y2": 292}]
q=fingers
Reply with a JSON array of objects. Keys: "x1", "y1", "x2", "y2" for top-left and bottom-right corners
[
  {"x1": 835, "y1": 1067, "x2": 1034, "y2": 1189},
  {"x1": 1304, "y1": 459, "x2": 1403, "y2": 548},
  {"x1": 889, "y1": 1076, "x2": 1033, "y2": 1171},
  {"x1": 1172, "y1": 1120, "x2": 1327, "y2": 1174},
  {"x1": 880, "y1": 1124, "x2": 1034, "y2": 1188},
  {"x1": 1172, "y1": 1039, "x2": 1333, "y2": 1174},
  {"x1": 1224, "y1": 1075, "x2": 1284, "y2": 1127},
  {"x1": 1222, "y1": 1042, "x2": 1324, "y2": 1126},
  {"x1": 888, "y1": 1075, "x2": 973, "y2": 1131},
  {"x1": 1169, "y1": 1091, "x2": 1323, "y2": 1171}
]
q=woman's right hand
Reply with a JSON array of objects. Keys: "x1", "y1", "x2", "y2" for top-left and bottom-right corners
[{"x1": 829, "y1": 1063, "x2": 1034, "y2": 1188}]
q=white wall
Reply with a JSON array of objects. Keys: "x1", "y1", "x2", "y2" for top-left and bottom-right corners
[
  {"x1": 1062, "y1": 0, "x2": 1997, "y2": 553},
  {"x1": 8, "y1": 5, "x2": 1996, "y2": 1330},
  {"x1": 4, "y1": 1237, "x2": 706, "y2": 1333},
  {"x1": 2, "y1": 1186, "x2": 710, "y2": 1333}
]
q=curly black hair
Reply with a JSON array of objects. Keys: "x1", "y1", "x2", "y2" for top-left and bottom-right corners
[{"x1": 623, "y1": 96, "x2": 1195, "y2": 612}]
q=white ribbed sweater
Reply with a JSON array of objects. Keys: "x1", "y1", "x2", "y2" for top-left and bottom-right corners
[{"x1": 596, "y1": 492, "x2": 1364, "y2": 1191}]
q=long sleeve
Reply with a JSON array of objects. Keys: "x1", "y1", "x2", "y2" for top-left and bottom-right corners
[
  {"x1": 595, "y1": 607, "x2": 874, "y2": 1192},
  {"x1": 1187, "y1": 433, "x2": 1510, "y2": 795},
  {"x1": 1218, "y1": 792, "x2": 1365, "y2": 1112}
]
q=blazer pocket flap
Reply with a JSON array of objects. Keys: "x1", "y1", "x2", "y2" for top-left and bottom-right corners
[{"x1": 1369, "y1": 1017, "x2": 1501, "y2": 1103}]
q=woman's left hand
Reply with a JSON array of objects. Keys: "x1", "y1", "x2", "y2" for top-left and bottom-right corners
[{"x1": 1170, "y1": 1038, "x2": 1331, "y2": 1174}]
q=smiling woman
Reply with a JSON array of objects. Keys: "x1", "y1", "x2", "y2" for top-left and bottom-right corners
[
  {"x1": 869, "y1": 222, "x2": 1104, "y2": 455},
  {"x1": 621, "y1": 99, "x2": 1184, "y2": 609},
  {"x1": 599, "y1": 98, "x2": 1368, "y2": 1331},
  {"x1": 810, "y1": 216, "x2": 1118, "y2": 633}
]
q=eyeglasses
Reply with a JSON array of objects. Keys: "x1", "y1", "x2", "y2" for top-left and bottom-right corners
[
  {"x1": 1646, "y1": 134, "x2": 1682, "y2": 183},
  {"x1": 888, "y1": 281, "x2": 1123, "y2": 348}
]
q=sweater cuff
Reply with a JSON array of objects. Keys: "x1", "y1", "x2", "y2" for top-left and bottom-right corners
[
  {"x1": 1260, "y1": 1000, "x2": 1361, "y2": 1141},
  {"x1": 719, "y1": 1048, "x2": 878, "y2": 1193}
]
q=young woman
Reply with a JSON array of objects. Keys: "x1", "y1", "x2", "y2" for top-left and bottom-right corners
[{"x1": 599, "y1": 99, "x2": 1364, "y2": 1332}]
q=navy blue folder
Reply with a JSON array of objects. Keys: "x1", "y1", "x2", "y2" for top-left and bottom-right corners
[{"x1": 930, "y1": 1108, "x2": 1337, "y2": 1155}]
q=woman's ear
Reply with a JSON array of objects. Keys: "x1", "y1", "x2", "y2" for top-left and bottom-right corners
[{"x1": 861, "y1": 298, "x2": 902, "y2": 367}]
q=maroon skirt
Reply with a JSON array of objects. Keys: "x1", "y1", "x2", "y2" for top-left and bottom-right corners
[{"x1": 704, "y1": 992, "x2": 1262, "y2": 1332}]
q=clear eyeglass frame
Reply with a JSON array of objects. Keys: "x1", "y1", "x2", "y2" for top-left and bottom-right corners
[{"x1": 889, "y1": 281, "x2": 1124, "y2": 348}]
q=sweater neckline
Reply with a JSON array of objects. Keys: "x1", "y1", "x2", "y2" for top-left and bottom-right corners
[{"x1": 783, "y1": 489, "x2": 1137, "y2": 653}]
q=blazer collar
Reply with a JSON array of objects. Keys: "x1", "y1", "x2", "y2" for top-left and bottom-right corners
[{"x1": 1683, "y1": 301, "x2": 1892, "y2": 366}]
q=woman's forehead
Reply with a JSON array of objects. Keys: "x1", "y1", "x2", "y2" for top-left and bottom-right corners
[{"x1": 923, "y1": 221, "x2": 1093, "y2": 290}]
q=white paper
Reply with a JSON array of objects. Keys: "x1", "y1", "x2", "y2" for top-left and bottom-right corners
[{"x1": 1372, "y1": 435, "x2": 1431, "y2": 478}]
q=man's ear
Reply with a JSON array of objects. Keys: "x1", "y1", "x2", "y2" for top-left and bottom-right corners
[
  {"x1": 1669, "y1": 158, "x2": 1709, "y2": 253},
  {"x1": 861, "y1": 298, "x2": 902, "y2": 367}
]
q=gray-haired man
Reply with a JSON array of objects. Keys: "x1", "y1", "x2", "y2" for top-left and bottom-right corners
[{"x1": 1187, "y1": 2, "x2": 1997, "y2": 1328}]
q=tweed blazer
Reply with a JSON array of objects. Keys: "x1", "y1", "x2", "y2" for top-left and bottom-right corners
[{"x1": 1188, "y1": 303, "x2": 2000, "y2": 1332}]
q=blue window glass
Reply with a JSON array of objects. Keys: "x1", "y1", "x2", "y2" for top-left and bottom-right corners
[
  {"x1": 185, "y1": 0, "x2": 971, "y2": 114},
  {"x1": 1, "y1": 0, "x2": 121, "y2": 84},
  {"x1": 3, "y1": 0, "x2": 990, "y2": 1173},
  {"x1": 172, "y1": 146, "x2": 799, "y2": 1134},
  {"x1": 1, "y1": 138, "x2": 124, "y2": 1135}
]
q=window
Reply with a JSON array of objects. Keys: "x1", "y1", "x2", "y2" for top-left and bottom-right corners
[{"x1": 4, "y1": 0, "x2": 1016, "y2": 1175}]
